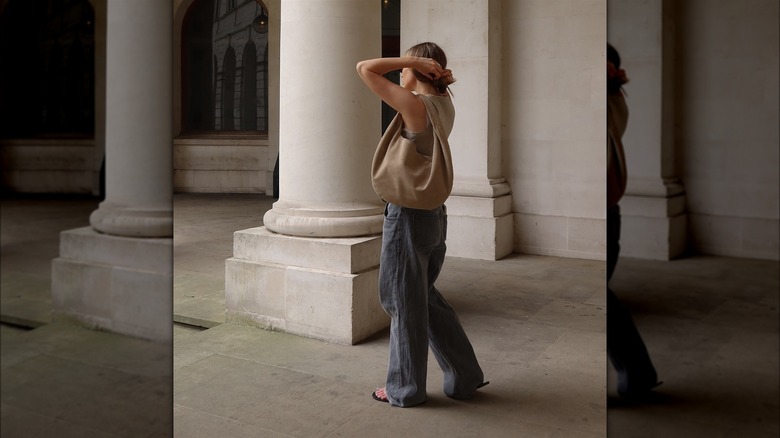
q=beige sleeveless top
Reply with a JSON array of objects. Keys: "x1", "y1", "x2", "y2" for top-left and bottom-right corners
[
  {"x1": 401, "y1": 93, "x2": 453, "y2": 157},
  {"x1": 607, "y1": 92, "x2": 628, "y2": 207},
  {"x1": 401, "y1": 117, "x2": 435, "y2": 156}
]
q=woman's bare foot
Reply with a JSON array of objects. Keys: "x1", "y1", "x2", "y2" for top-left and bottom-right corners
[{"x1": 371, "y1": 387, "x2": 389, "y2": 403}]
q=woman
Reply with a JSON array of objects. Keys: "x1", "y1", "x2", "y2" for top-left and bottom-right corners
[
  {"x1": 356, "y1": 42, "x2": 487, "y2": 407},
  {"x1": 606, "y1": 43, "x2": 661, "y2": 398}
]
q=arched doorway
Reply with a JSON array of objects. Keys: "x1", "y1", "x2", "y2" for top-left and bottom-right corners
[
  {"x1": 0, "y1": 0, "x2": 97, "y2": 194},
  {"x1": 180, "y1": 0, "x2": 269, "y2": 134},
  {"x1": 176, "y1": 0, "x2": 272, "y2": 194}
]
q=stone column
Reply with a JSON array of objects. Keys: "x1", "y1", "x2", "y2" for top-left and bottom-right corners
[
  {"x1": 402, "y1": 0, "x2": 513, "y2": 260},
  {"x1": 608, "y1": 0, "x2": 686, "y2": 260},
  {"x1": 225, "y1": 0, "x2": 387, "y2": 344},
  {"x1": 51, "y1": 0, "x2": 173, "y2": 342}
]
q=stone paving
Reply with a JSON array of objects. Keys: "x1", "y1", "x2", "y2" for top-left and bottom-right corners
[
  {"x1": 171, "y1": 193, "x2": 607, "y2": 436},
  {"x1": 2, "y1": 194, "x2": 778, "y2": 437},
  {"x1": 1, "y1": 195, "x2": 170, "y2": 438}
]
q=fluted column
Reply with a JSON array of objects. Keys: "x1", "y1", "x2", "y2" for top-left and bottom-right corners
[
  {"x1": 262, "y1": 0, "x2": 384, "y2": 237},
  {"x1": 89, "y1": 0, "x2": 172, "y2": 237},
  {"x1": 226, "y1": 0, "x2": 387, "y2": 344},
  {"x1": 402, "y1": 0, "x2": 513, "y2": 260},
  {"x1": 51, "y1": 0, "x2": 172, "y2": 342},
  {"x1": 608, "y1": 0, "x2": 686, "y2": 260}
]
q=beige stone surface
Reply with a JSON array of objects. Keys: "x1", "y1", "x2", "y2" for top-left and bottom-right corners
[
  {"x1": 608, "y1": 255, "x2": 779, "y2": 437},
  {"x1": 52, "y1": 234, "x2": 173, "y2": 343},
  {"x1": 1, "y1": 323, "x2": 171, "y2": 438},
  {"x1": 446, "y1": 213, "x2": 514, "y2": 260},
  {"x1": 608, "y1": 0, "x2": 779, "y2": 261},
  {"x1": 514, "y1": 213, "x2": 606, "y2": 260}
]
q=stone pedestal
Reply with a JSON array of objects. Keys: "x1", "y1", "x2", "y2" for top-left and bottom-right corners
[
  {"x1": 446, "y1": 179, "x2": 514, "y2": 260},
  {"x1": 619, "y1": 181, "x2": 687, "y2": 260},
  {"x1": 226, "y1": 227, "x2": 386, "y2": 345},
  {"x1": 52, "y1": 227, "x2": 172, "y2": 342}
]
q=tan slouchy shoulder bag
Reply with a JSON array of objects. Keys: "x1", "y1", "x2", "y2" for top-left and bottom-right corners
[{"x1": 371, "y1": 94, "x2": 454, "y2": 210}]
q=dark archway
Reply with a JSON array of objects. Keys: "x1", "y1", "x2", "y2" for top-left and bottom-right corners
[
  {"x1": 241, "y1": 40, "x2": 257, "y2": 131},
  {"x1": 221, "y1": 46, "x2": 236, "y2": 131},
  {"x1": 381, "y1": 0, "x2": 400, "y2": 133},
  {"x1": 181, "y1": 0, "x2": 216, "y2": 133},
  {"x1": 181, "y1": 0, "x2": 268, "y2": 134}
]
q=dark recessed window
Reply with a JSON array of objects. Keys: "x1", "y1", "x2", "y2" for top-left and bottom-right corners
[
  {"x1": 0, "y1": 0, "x2": 95, "y2": 139},
  {"x1": 182, "y1": 0, "x2": 268, "y2": 136}
]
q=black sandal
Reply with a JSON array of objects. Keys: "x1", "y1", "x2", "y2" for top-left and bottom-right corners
[{"x1": 372, "y1": 388, "x2": 389, "y2": 403}]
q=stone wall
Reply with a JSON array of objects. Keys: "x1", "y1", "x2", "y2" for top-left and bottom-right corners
[{"x1": 503, "y1": 0, "x2": 607, "y2": 260}]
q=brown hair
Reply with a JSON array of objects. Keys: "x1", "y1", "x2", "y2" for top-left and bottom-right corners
[
  {"x1": 607, "y1": 43, "x2": 628, "y2": 95},
  {"x1": 405, "y1": 42, "x2": 454, "y2": 95}
]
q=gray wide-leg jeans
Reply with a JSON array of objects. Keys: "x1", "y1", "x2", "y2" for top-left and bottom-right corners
[{"x1": 379, "y1": 203, "x2": 484, "y2": 407}]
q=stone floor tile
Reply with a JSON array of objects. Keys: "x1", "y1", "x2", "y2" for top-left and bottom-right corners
[
  {"x1": 175, "y1": 354, "x2": 374, "y2": 438},
  {"x1": 175, "y1": 404, "x2": 293, "y2": 438},
  {"x1": 2, "y1": 354, "x2": 170, "y2": 437},
  {"x1": 701, "y1": 298, "x2": 780, "y2": 333},
  {"x1": 174, "y1": 322, "x2": 206, "y2": 338},
  {"x1": 441, "y1": 276, "x2": 555, "y2": 320},
  {"x1": 531, "y1": 329, "x2": 606, "y2": 377},
  {"x1": 326, "y1": 394, "x2": 603, "y2": 438},
  {"x1": 466, "y1": 316, "x2": 568, "y2": 368},
  {"x1": 530, "y1": 299, "x2": 605, "y2": 332},
  {"x1": 173, "y1": 271, "x2": 225, "y2": 300},
  {"x1": 36, "y1": 326, "x2": 172, "y2": 378},
  {"x1": 174, "y1": 293, "x2": 225, "y2": 327},
  {"x1": 467, "y1": 364, "x2": 606, "y2": 436},
  {"x1": 1, "y1": 403, "x2": 124, "y2": 438},
  {"x1": 0, "y1": 297, "x2": 51, "y2": 327}
]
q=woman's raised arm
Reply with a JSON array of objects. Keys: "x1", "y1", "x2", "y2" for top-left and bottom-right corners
[{"x1": 356, "y1": 56, "x2": 447, "y2": 131}]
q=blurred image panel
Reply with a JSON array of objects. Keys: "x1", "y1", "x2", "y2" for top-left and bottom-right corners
[
  {"x1": 1, "y1": 0, "x2": 173, "y2": 436},
  {"x1": 606, "y1": 0, "x2": 779, "y2": 436}
]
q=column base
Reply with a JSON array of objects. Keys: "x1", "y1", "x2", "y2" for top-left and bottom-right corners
[
  {"x1": 513, "y1": 213, "x2": 606, "y2": 260},
  {"x1": 51, "y1": 227, "x2": 172, "y2": 342},
  {"x1": 687, "y1": 214, "x2": 779, "y2": 260},
  {"x1": 90, "y1": 201, "x2": 172, "y2": 238},
  {"x1": 445, "y1": 194, "x2": 514, "y2": 260},
  {"x1": 619, "y1": 193, "x2": 687, "y2": 260},
  {"x1": 225, "y1": 226, "x2": 387, "y2": 345},
  {"x1": 445, "y1": 178, "x2": 514, "y2": 260},
  {"x1": 263, "y1": 202, "x2": 384, "y2": 238}
]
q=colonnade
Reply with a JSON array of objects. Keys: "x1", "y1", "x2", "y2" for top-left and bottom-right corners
[{"x1": 50, "y1": 0, "x2": 514, "y2": 344}]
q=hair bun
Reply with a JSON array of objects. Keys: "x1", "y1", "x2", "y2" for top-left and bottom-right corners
[{"x1": 433, "y1": 70, "x2": 455, "y2": 94}]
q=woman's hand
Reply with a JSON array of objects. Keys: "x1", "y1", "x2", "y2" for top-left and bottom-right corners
[
  {"x1": 413, "y1": 57, "x2": 447, "y2": 80},
  {"x1": 411, "y1": 57, "x2": 456, "y2": 86}
]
